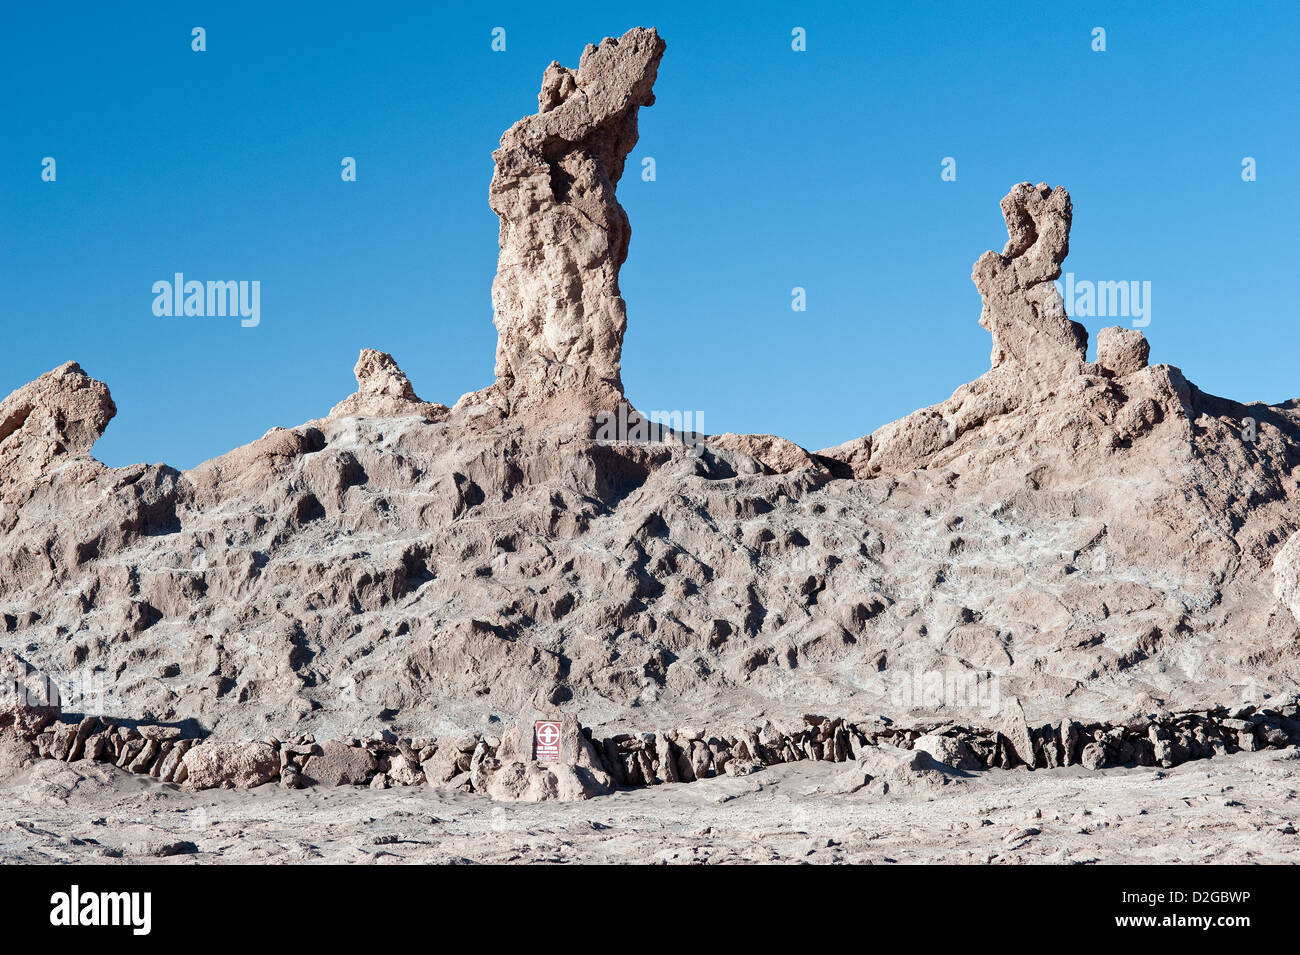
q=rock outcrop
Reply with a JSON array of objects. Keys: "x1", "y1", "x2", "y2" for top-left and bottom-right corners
[
  {"x1": 0, "y1": 656, "x2": 61, "y2": 741},
  {"x1": 708, "y1": 433, "x2": 826, "y2": 475},
  {"x1": 1273, "y1": 531, "x2": 1300, "y2": 625},
  {"x1": 816, "y1": 182, "x2": 1196, "y2": 488},
  {"x1": 459, "y1": 27, "x2": 666, "y2": 420},
  {"x1": 330, "y1": 349, "x2": 449, "y2": 420},
  {"x1": 974, "y1": 182, "x2": 1086, "y2": 376},
  {"x1": 0, "y1": 362, "x2": 115, "y2": 505}
]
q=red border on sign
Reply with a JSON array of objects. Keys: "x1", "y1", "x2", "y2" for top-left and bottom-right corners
[{"x1": 534, "y1": 720, "x2": 561, "y2": 761}]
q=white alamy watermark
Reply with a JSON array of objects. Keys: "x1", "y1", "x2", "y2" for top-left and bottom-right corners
[
  {"x1": 595, "y1": 405, "x2": 706, "y2": 456},
  {"x1": 0, "y1": 662, "x2": 107, "y2": 716},
  {"x1": 50, "y1": 886, "x2": 151, "y2": 936},
  {"x1": 1055, "y1": 272, "x2": 1151, "y2": 328},
  {"x1": 0, "y1": 669, "x2": 60, "y2": 710},
  {"x1": 882, "y1": 669, "x2": 1002, "y2": 718},
  {"x1": 152, "y1": 274, "x2": 260, "y2": 327}
]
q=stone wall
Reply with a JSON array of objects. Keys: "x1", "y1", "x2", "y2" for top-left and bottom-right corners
[{"x1": 6, "y1": 682, "x2": 1298, "y2": 799}]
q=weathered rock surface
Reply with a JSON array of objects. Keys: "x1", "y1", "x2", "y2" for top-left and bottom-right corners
[
  {"x1": 1096, "y1": 326, "x2": 1150, "y2": 378},
  {"x1": 708, "y1": 433, "x2": 825, "y2": 475},
  {"x1": 913, "y1": 733, "x2": 980, "y2": 771},
  {"x1": 299, "y1": 739, "x2": 378, "y2": 787}
]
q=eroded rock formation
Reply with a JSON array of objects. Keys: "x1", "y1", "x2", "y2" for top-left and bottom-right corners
[
  {"x1": 330, "y1": 349, "x2": 449, "y2": 420},
  {"x1": 3, "y1": 29, "x2": 1300, "y2": 800},
  {"x1": 975, "y1": 182, "x2": 1087, "y2": 375}
]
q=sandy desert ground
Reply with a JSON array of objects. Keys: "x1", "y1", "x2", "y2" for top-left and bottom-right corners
[{"x1": 3, "y1": 747, "x2": 1298, "y2": 865}]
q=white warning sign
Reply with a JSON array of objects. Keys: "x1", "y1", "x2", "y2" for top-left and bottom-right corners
[{"x1": 533, "y1": 720, "x2": 561, "y2": 762}]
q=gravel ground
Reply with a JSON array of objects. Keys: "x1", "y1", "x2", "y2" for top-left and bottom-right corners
[{"x1": 2, "y1": 748, "x2": 1298, "y2": 865}]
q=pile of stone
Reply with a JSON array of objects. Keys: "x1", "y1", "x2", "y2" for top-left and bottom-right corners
[
  {"x1": 5, "y1": 675, "x2": 1298, "y2": 800},
  {"x1": 569, "y1": 700, "x2": 1300, "y2": 783},
  {"x1": 878, "y1": 702, "x2": 1300, "y2": 772}
]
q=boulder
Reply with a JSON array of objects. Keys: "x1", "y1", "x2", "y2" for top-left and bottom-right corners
[
  {"x1": 329, "y1": 349, "x2": 449, "y2": 420},
  {"x1": 479, "y1": 713, "x2": 611, "y2": 801},
  {"x1": 386, "y1": 752, "x2": 425, "y2": 786},
  {"x1": 0, "y1": 663, "x2": 60, "y2": 739},
  {"x1": 913, "y1": 733, "x2": 981, "y2": 770},
  {"x1": 0, "y1": 361, "x2": 115, "y2": 503},
  {"x1": 1096, "y1": 326, "x2": 1150, "y2": 378},
  {"x1": 997, "y1": 698, "x2": 1038, "y2": 770},
  {"x1": 421, "y1": 738, "x2": 470, "y2": 785},
  {"x1": 1080, "y1": 742, "x2": 1107, "y2": 770},
  {"x1": 180, "y1": 741, "x2": 279, "y2": 790},
  {"x1": 828, "y1": 745, "x2": 954, "y2": 795},
  {"x1": 300, "y1": 739, "x2": 379, "y2": 786}
]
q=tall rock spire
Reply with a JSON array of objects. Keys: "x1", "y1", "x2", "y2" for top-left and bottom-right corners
[
  {"x1": 973, "y1": 182, "x2": 1087, "y2": 377},
  {"x1": 464, "y1": 27, "x2": 666, "y2": 419}
]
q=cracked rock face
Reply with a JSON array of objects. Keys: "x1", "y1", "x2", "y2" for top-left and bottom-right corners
[{"x1": 462, "y1": 26, "x2": 666, "y2": 420}]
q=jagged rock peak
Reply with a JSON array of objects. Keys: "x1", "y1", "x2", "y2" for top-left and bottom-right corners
[
  {"x1": 329, "y1": 349, "x2": 448, "y2": 420},
  {"x1": 973, "y1": 182, "x2": 1088, "y2": 376},
  {"x1": 0, "y1": 362, "x2": 115, "y2": 501},
  {"x1": 460, "y1": 27, "x2": 667, "y2": 420},
  {"x1": 354, "y1": 349, "x2": 417, "y2": 399}
]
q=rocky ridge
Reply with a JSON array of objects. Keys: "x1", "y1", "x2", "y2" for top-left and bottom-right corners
[{"x1": 5, "y1": 28, "x2": 1300, "y2": 801}]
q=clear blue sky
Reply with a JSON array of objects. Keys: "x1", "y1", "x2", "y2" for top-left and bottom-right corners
[{"x1": 3, "y1": 1, "x2": 1297, "y2": 469}]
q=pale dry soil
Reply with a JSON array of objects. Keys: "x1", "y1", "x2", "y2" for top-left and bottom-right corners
[{"x1": 2, "y1": 749, "x2": 1299, "y2": 865}]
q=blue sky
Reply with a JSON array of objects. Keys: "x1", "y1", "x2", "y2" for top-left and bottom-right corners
[{"x1": 3, "y1": 1, "x2": 1297, "y2": 469}]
